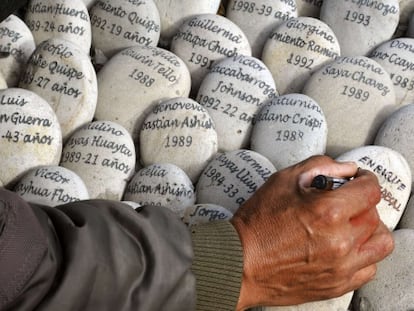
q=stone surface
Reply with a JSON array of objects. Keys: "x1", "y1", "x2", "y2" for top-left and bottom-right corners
[
  {"x1": 13, "y1": 165, "x2": 89, "y2": 206},
  {"x1": 302, "y1": 56, "x2": 397, "y2": 157},
  {"x1": 375, "y1": 103, "x2": 414, "y2": 190},
  {"x1": 25, "y1": 0, "x2": 92, "y2": 55},
  {"x1": 0, "y1": 88, "x2": 62, "y2": 187},
  {"x1": 196, "y1": 54, "x2": 277, "y2": 152},
  {"x1": 262, "y1": 16, "x2": 340, "y2": 94},
  {"x1": 296, "y1": 0, "x2": 323, "y2": 17},
  {"x1": 369, "y1": 37, "x2": 414, "y2": 106},
  {"x1": 336, "y1": 145, "x2": 412, "y2": 231},
  {"x1": 154, "y1": 0, "x2": 221, "y2": 48},
  {"x1": 170, "y1": 13, "x2": 251, "y2": 94},
  {"x1": 0, "y1": 15, "x2": 35, "y2": 87},
  {"x1": 196, "y1": 149, "x2": 276, "y2": 213},
  {"x1": 251, "y1": 93, "x2": 327, "y2": 170},
  {"x1": 320, "y1": 0, "x2": 399, "y2": 56},
  {"x1": 225, "y1": 0, "x2": 297, "y2": 57},
  {"x1": 352, "y1": 229, "x2": 414, "y2": 311},
  {"x1": 60, "y1": 120, "x2": 136, "y2": 200},
  {"x1": 398, "y1": 194, "x2": 414, "y2": 229},
  {"x1": 123, "y1": 163, "x2": 195, "y2": 217},
  {"x1": 19, "y1": 38, "x2": 98, "y2": 140},
  {"x1": 257, "y1": 291, "x2": 353, "y2": 311},
  {"x1": 0, "y1": 73, "x2": 7, "y2": 89},
  {"x1": 94, "y1": 45, "x2": 191, "y2": 142},
  {"x1": 90, "y1": 0, "x2": 161, "y2": 61},
  {"x1": 140, "y1": 97, "x2": 218, "y2": 183},
  {"x1": 182, "y1": 203, "x2": 233, "y2": 226}
]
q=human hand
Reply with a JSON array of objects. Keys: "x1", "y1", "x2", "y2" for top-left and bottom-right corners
[{"x1": 230, "y1": 155, "x2": 394, "y2": 310}]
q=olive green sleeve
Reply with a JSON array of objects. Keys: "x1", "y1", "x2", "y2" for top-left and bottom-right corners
[{"x1": 191, "y1": 221, "x2": 244, "y2": 311}]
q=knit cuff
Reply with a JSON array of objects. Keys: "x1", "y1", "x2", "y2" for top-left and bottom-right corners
[{"x1": 191, "y1": 221, "x2": 243, "y2": 311}]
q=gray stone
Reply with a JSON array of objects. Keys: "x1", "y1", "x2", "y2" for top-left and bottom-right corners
[
  {"x1": 375, "y1": 103, "x2": 414, "y2": 190},
  {"x1": 262, "y1": 16, "x2": 340, "y2": 94},
  {"x1": 60, "y1": 120, "x2": 136, "y2": 200},
  {"x1": 0, "y1": 88, "x2": 62, "y2": 187},
  {"x1": 320, "y1": 0, "x2": 399, "y2": 56},
  {"x1": 19, "y1": 38, "x2": 97, "y2": 140},
  {"x1": 123, "y1": 163, "x2": 195, "y2": 217},
  {"x1": 226, "y1": 0, "x2": 297, "y2": 57},
  {"x1": 336, "y1": 145, "x2": 412, "y2": 231},
  {"x1": 182, "y1": 203, "x2": 233, "y2": 226},
  {"x1": 353, "y1": 229, "x2": 414, "y2": 311},
  {"x1": 251, "y1": 93, "x2": 327, "y2": 170},
  {"x1": 196, "y1": 149, "x2": 276, "y2": 213},
  {"x1": 139, "y1": 97, "x2": 218, "y2": 183},
  {"x1": 302, "y1": 56, "x2": 397, "y2": 157},
  {"x1": 13, "y1": 165, "x2": 89, "y2": 206},
  {"x1": 398, "y1": 194, "x2": 414, "y2": 230},
  {"x1": 196, "y1": 54, "x2": 277, "y2": 152}
]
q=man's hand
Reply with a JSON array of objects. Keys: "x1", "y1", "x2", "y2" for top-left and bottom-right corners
[{"x1": 231, "y1": 155, "x2": 394, "y2": 310}]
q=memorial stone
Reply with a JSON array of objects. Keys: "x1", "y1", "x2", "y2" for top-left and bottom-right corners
[{"x1": 182, "y1": 203, "x2": 233, "y2": 226}]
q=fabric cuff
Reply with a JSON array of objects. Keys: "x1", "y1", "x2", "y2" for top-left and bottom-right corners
[{"x1": 191, "y1": 221, "x2": 243, "y2": 311}]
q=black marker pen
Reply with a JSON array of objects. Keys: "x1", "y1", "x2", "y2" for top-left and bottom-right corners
[{"x1": 311, "y1": 175, "x2": 349, "y2": 190}]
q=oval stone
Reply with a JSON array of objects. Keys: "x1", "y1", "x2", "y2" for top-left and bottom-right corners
[
  {"x1": 94, "y1": 45, "x2": 191, "y2": 141},
  {"x1": 60, "y1": 120, "x2": 136, "y2": 200},
  {"x1": 225, "y1": 0, "x2": 297, "y2": 57},
  {"x1": 170, "y1": 13, "x2": 251, "y2": 94},
  {"x1": 320, "y1": 0, "x2": 399, "y2": 56},
  {"x1": 336, "y1": 145, "x2": 412, "y2": 231},
  {"x1": 369, "y1": 38, "x2": 414, "y2": 106},
  {"x1": 251, "y1": 93, "x2": 327, "y2": 170},
  {"x1": 124, "y1": 163, "x2": 195, "y2": 217},
  {"x1": 196, "y1": 149, "x2": 276, "y2": 213},
  {"x1": 25, "y1": 0, "x2": 92, "y2": 55},
  {"x1": 375, "y1": 103, "x2": 414, "y2": 190},
  {"x1": 19, "y1": 37, "x2": 97, "y2": 140},
  {"x1": 0, "y1": 15, "x2": 35, "y2": 87},
  {"x1": 13, "y1": 165, "x2": 89, "y2": 206},
  {"x1": 302, "y1": 56, "x2": 397, "y2": 157},
  {"x1": 262, "y1": 16, "x2": 340, "y2": 94},
  {"x1": 352, "y1": 229, "x2": 414, "y2": 311},
  {"x1": 140, "y1": 97, "x2": 218, "y2": 183},
  {"x1": 90, "y1": 0, "x2": 160, "y2": 61},
  {"x1": 153, "y1": 0, "x2": 221, "y2": 48},
  {"x1": 196, "y1": 54, "x2": 277, "y2": 151},
  {"x1": 182, "y1": 203, "x2": 233, "y2": 226},
  {"x1": 0, "y1": 88, "x2": 62, "y2": 187}
]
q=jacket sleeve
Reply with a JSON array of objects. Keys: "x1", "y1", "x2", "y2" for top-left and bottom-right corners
[{"x1": 0, "y1": 188, "x2": 196, "y2": 311}]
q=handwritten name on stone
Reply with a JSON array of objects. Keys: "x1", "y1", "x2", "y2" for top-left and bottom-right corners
[{"x1": 183, "y1": 203, "x2": 233, "y2": 226}]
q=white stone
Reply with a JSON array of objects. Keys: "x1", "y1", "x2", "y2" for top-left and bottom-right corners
[
  {"x1": 251, "y1": 93, "x2": 327, "y2": 170},
  {"x1": 262, "y1": 16, "x2": 340, "y2": 94},
  {"x1": 90, "y1": 0, "x2": 160, "y2": 61},
  {"x1": 123, "y1": 163, "x2": 195, "y2": 217},
  {"x1": 296, "y1": 0, "x2": 323, "y2": 17},
  {"x1": 94, "y1": 45, "x2": 191, "y2": 141},
  {"x1": 196, "y1": 54, "x2": 277, "y2": 152},
  {"x1": 319, "y1": 0, "x2": 400, "y2": 56},
  {"x1": 153, "y1": 0, "x2": 221, "y2": 48},
  {"x1": 257, "y1": 291, "x2": 353, "y2": 311},
  {"x1": 13, "y1": 165, "x2": 89, "y2": 206},
  {"x1": 398, "y1": 194, "x2": 414, "y2": 229},
  {"x1": 302, "y1": 56, "x2": 397, "y2": 157},
  {"x1": 369, "y1": 38, "x2": 414, "y2": 106},
  {"x1": 19, "y1": 38, "x2": 97, "y2": 140},
  {"x1": 0, "y1": 73, "x2": 7, "y2": 89},
  {"x1": 182, "y1": 203, "x2": 233, "y2": 226},
  {"x1": 196, "y1": 149, "x2": 276, "y2": 213},
  {"x1": 336, "y1": 145, "x2": 412, "y2": 231},
  {"x1": 139, "y1": 97, "x2": 218, "y2": 183},
  {"x1": 0, "y1": 88, "x2": 62, "y2": 187},
  {"x1": 352, "y1": 229, "x2": 414, "y2": 311},
  {"x1": 25, "y1": 0, "x2": 92, "y2": 55},
  {"x1": 0, "y1": 15, "x2": 36, "y2": 87},
  {"x1": 170, "y1": 13, "x2": 251, "y2": 94},
  {"x1": 60, "y1": 121, "x2": 136, "y2": 200},
  {"x1": 375, "y1": 103, "x2": 414, "y2": 190},
  {"x1": 225, "y1": 0, "x2": 297, "y2": 57}
]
